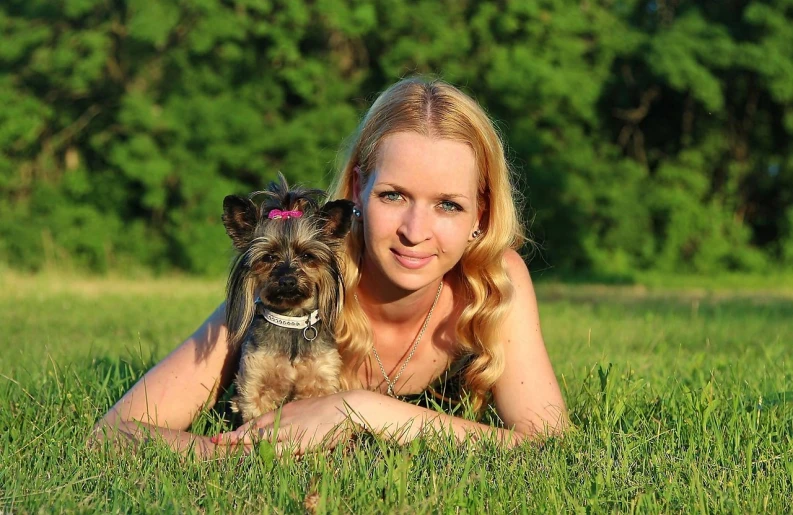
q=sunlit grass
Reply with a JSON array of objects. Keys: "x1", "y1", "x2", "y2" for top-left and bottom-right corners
[{"x1": 1, "y1": 272, "x2": 791, "y2": 512}]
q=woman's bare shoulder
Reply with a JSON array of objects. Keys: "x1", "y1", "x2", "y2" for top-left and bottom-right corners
[{"x1": 502, "y1": 248, "x2": 530, "y2": 278}]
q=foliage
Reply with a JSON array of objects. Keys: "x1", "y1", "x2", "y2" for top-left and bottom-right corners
[{"x1": 1, "y1": 0, "x2": 792, "y2": 276}]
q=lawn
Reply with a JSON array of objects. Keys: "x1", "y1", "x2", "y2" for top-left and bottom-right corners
[{"x1": 1, "y1": 273, "x2": 792, "y2": 513}]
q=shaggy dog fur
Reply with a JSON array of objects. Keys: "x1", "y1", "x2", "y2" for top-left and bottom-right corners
[{"x1": 222, "y1": 174, "x2": 353, "y2": 422}]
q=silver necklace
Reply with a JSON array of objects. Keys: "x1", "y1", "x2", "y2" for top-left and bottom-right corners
[{"x1": 355, "y1": 281, "x2": 444, "y2": 397}]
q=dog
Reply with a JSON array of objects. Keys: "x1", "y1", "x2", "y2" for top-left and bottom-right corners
[{"x1": 221, "y1": 173, "x2": 354, "y2": 423}]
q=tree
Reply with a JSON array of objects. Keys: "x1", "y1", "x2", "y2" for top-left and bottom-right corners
[{"x1": 1, "y1": 0, "x2": 791, "y2": 276}]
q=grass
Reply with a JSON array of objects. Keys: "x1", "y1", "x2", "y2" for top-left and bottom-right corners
[{"x1": 1, "y1": 272, "x2": 792, "y2": 513}]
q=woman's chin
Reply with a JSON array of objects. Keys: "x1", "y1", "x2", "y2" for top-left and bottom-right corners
[{"x1": 379, "y1": 267, "x2": 444, "y2": 294}]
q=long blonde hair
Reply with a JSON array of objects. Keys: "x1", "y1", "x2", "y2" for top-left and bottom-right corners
[{"x1": 330, "y1": 78, "x2": 526, "y2": 413}]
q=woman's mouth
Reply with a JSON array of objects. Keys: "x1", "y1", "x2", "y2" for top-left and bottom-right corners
[{"x1": 390, "y1": 249, "x2": 434, "y2": 269}]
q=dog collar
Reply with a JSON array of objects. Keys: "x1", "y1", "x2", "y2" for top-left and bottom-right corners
[{"x1": 260, "y1": 308, "x2": 321, "y2": 341}]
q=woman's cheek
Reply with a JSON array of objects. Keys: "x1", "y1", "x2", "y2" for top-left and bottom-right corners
[{"x1": 434, "y1": 217, "x2": 471, "y2": 249}]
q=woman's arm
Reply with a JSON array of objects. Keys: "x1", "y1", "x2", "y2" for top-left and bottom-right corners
[
  {"x1": 343, "y1": 390, "x2": 548, "y2": 445},
  {"x1": 216, "y1": 256, "x2": 568, "y2": 453},
  {"x1": 490, "y1": 249, "x2": 569, "y2": 437},
  {"x1": 91, "y1": 302, "x2": 239, "y2": 457},
  {"x1": 214, "y1": 385, "x2": 555, "y2": 456}
]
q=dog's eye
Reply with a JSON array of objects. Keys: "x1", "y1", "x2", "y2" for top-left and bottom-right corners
[
  {"x1": 301, "y1": 253, "x2": 316, "y2": 262},
  {"x1": 260, "y1": 254, "x2": 277, "y2": 263}
]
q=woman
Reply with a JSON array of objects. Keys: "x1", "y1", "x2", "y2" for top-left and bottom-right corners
[{"x1": 93, "y1": 78, "x2": 569, "y2": 457}]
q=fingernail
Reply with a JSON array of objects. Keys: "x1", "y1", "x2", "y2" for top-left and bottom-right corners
[{"x1": 210, "y1": 435, "x2": 219, "y2": 444}]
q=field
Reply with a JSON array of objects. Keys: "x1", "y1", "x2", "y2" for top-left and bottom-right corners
[{"x1": 1, "y1": 273, "x2": 792, "y2": 513}]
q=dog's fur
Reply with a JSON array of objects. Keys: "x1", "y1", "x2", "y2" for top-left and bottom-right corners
[{"x1": 222, "y1": 173, "x2": 354, "y2": 422}]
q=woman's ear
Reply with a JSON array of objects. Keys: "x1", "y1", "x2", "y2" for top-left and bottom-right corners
[
  {"x1": 468, "y1": 224, "x2": 481, "y2": 242},
  {"x1": 469, "y1": 201, "x2": 485, "y2": 241},
  {"x1": 352, "y1": 165, "x2": 362, "y2": 205}
]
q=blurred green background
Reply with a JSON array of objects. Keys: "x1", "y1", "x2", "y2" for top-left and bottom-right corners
[{"x1": 1, "y1": 0, "x2": 792, "y2": 280}]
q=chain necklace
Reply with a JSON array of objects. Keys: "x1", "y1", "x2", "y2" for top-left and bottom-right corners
[{"x1": 354, "y1": 281, "x2": 443, "y2": 397}]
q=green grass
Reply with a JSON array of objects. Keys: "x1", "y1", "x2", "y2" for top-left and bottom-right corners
[{"x1": 1, "y1": 272, "x2": 792, "y2": 513}]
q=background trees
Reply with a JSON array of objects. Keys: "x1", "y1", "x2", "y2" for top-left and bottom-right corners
[{"x1": 2, "y1": 0, "x2": 791, "y2": 277}]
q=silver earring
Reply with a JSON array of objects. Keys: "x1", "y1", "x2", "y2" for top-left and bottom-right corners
[
  {"x1": 353, "y1": 206, "x2": 362, "y2": 218},
  {"x1": 472, "y1": 229, "x2": 481, "y2": 238}
]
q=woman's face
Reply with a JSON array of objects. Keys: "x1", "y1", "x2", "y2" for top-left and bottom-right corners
[{"x1": 356, "y1": 132, "x2": 481, "y2": 294}]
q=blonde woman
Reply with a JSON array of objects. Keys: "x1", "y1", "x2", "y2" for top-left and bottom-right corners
[{"x1": 94, "y1": 78, "x2": 569, "y2": 456}]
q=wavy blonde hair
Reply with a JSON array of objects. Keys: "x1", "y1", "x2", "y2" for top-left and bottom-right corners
[{"x1": 330, "y1": 78, "x2": 526, "y2": 413}]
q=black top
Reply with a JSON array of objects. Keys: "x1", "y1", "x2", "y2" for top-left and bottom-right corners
[{"x1": 395, "y1": 354, "x2": 473, "y2": 411}]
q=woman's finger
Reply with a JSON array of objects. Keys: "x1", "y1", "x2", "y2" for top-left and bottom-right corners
[
  {"x1": 210, "y1": 417, "x2": 255, "y2": 444},
  {"x1": 214, "y1": 429, "x2": 311, "y2": 457},
  {"x1": 210, "y1": 431, "x2": 237, "y2": 445},
  {"x1": 247, "y1": 423, "x2": 309, "y2": 447},
  {"x1": 273, "y1": 440, "x2": 301, "y2": 457},
  {"x1": 210, "y1": 409, "x2": 279, "y2": 444},
  {"x1": 222, "y1": 424, "x2": 278, "y2": 446}
]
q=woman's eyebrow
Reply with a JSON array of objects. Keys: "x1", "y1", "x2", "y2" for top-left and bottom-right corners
[
  {"x1": 373, "y1": 181, "x2": 406, "y2": 190},
  {"x1": 375, "y1": 182, "x2": 471, "y2": 201},
  {"x1": 437, "y1": 192, "x2": 470, "y2": 201}
]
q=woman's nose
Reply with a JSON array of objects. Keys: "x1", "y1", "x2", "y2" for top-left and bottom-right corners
[{"x1": 397, "y1": 205, "x2": 432, "y2": 244}]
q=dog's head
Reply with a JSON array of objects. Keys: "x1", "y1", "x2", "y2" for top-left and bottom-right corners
[{"x1": 222, "y1": 173, "x2": 354, "y2": 346}]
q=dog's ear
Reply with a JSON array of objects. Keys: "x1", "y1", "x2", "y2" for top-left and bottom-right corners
[
  {"x1": 319, "y1": 199, "x2": 355, "y2": 239},
  {"x1": 226, "y1": 253, "x2": 258, "y2": 348},
  {"x1": 223, "y1": 195, "x2": 258, "y2": 251}
]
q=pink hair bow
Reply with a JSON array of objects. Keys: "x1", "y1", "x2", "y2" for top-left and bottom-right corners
[{"x1": 268, "y1": 209, "x2": 303, "y2": 220}]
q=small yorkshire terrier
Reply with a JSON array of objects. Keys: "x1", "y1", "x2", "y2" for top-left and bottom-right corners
[{"x1": 222, "y1": 173, "x2": 354, "y2": 423}]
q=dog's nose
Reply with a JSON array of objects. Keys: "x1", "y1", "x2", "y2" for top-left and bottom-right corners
[{"x1": 278, "y1": 276, "x2": 297, "y2": 289}]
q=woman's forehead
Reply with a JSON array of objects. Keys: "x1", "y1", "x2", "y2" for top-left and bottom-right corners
[
  {"x1": 372, "y1": 133, "x2": 479, "y2": 193},
  {"x1": 378, "y1": 132, "x2": 475, "y2": 164}
]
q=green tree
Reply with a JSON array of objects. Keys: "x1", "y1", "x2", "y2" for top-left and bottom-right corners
[{"x1": 1, "y1": 0, "x2": 791, "y2": 276}]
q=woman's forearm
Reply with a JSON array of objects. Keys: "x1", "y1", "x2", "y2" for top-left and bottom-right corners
[
  {"x1": 343, "y1": 390, "x2": 541, "y2": 447},
  {"x1": 90, "y1": 417, "x2": 219, "y2": 458}
]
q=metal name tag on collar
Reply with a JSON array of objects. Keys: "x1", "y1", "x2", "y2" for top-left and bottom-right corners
[{"x1": 303, "y1": 325, "x2": 319, "y2": 341}]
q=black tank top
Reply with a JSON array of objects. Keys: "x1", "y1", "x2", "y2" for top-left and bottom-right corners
[{"x1": 395, "y1": 354, "x2": 473, "y2": 411}]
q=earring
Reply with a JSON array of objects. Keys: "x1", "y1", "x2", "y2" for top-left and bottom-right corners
[
  {"x1": 471, "y1": 229, "x2": 481, "y2": 238},
  {"x1": 352, "y1": 206, "x2": 362, "y2": 218}
]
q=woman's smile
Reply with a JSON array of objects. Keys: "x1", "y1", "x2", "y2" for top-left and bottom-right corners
[{"x1": 390, "y1": 248, "x2": 436, "y2": 269}]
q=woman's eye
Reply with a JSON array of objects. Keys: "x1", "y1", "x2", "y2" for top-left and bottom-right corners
[
  {"x1": 439, "y1": 200, "x2": 463, "y2": 213},
  {"x1": 379, "y1": 191, "x2": 403, "y2": 202}
]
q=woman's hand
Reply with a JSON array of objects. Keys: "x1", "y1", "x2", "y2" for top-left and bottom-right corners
[
  {"x1": 211, "y1": 390, "x2": 365, "y2": 456},
  {"x1": 89, "y1": 418, "x2": 229, "y2": 460}
]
